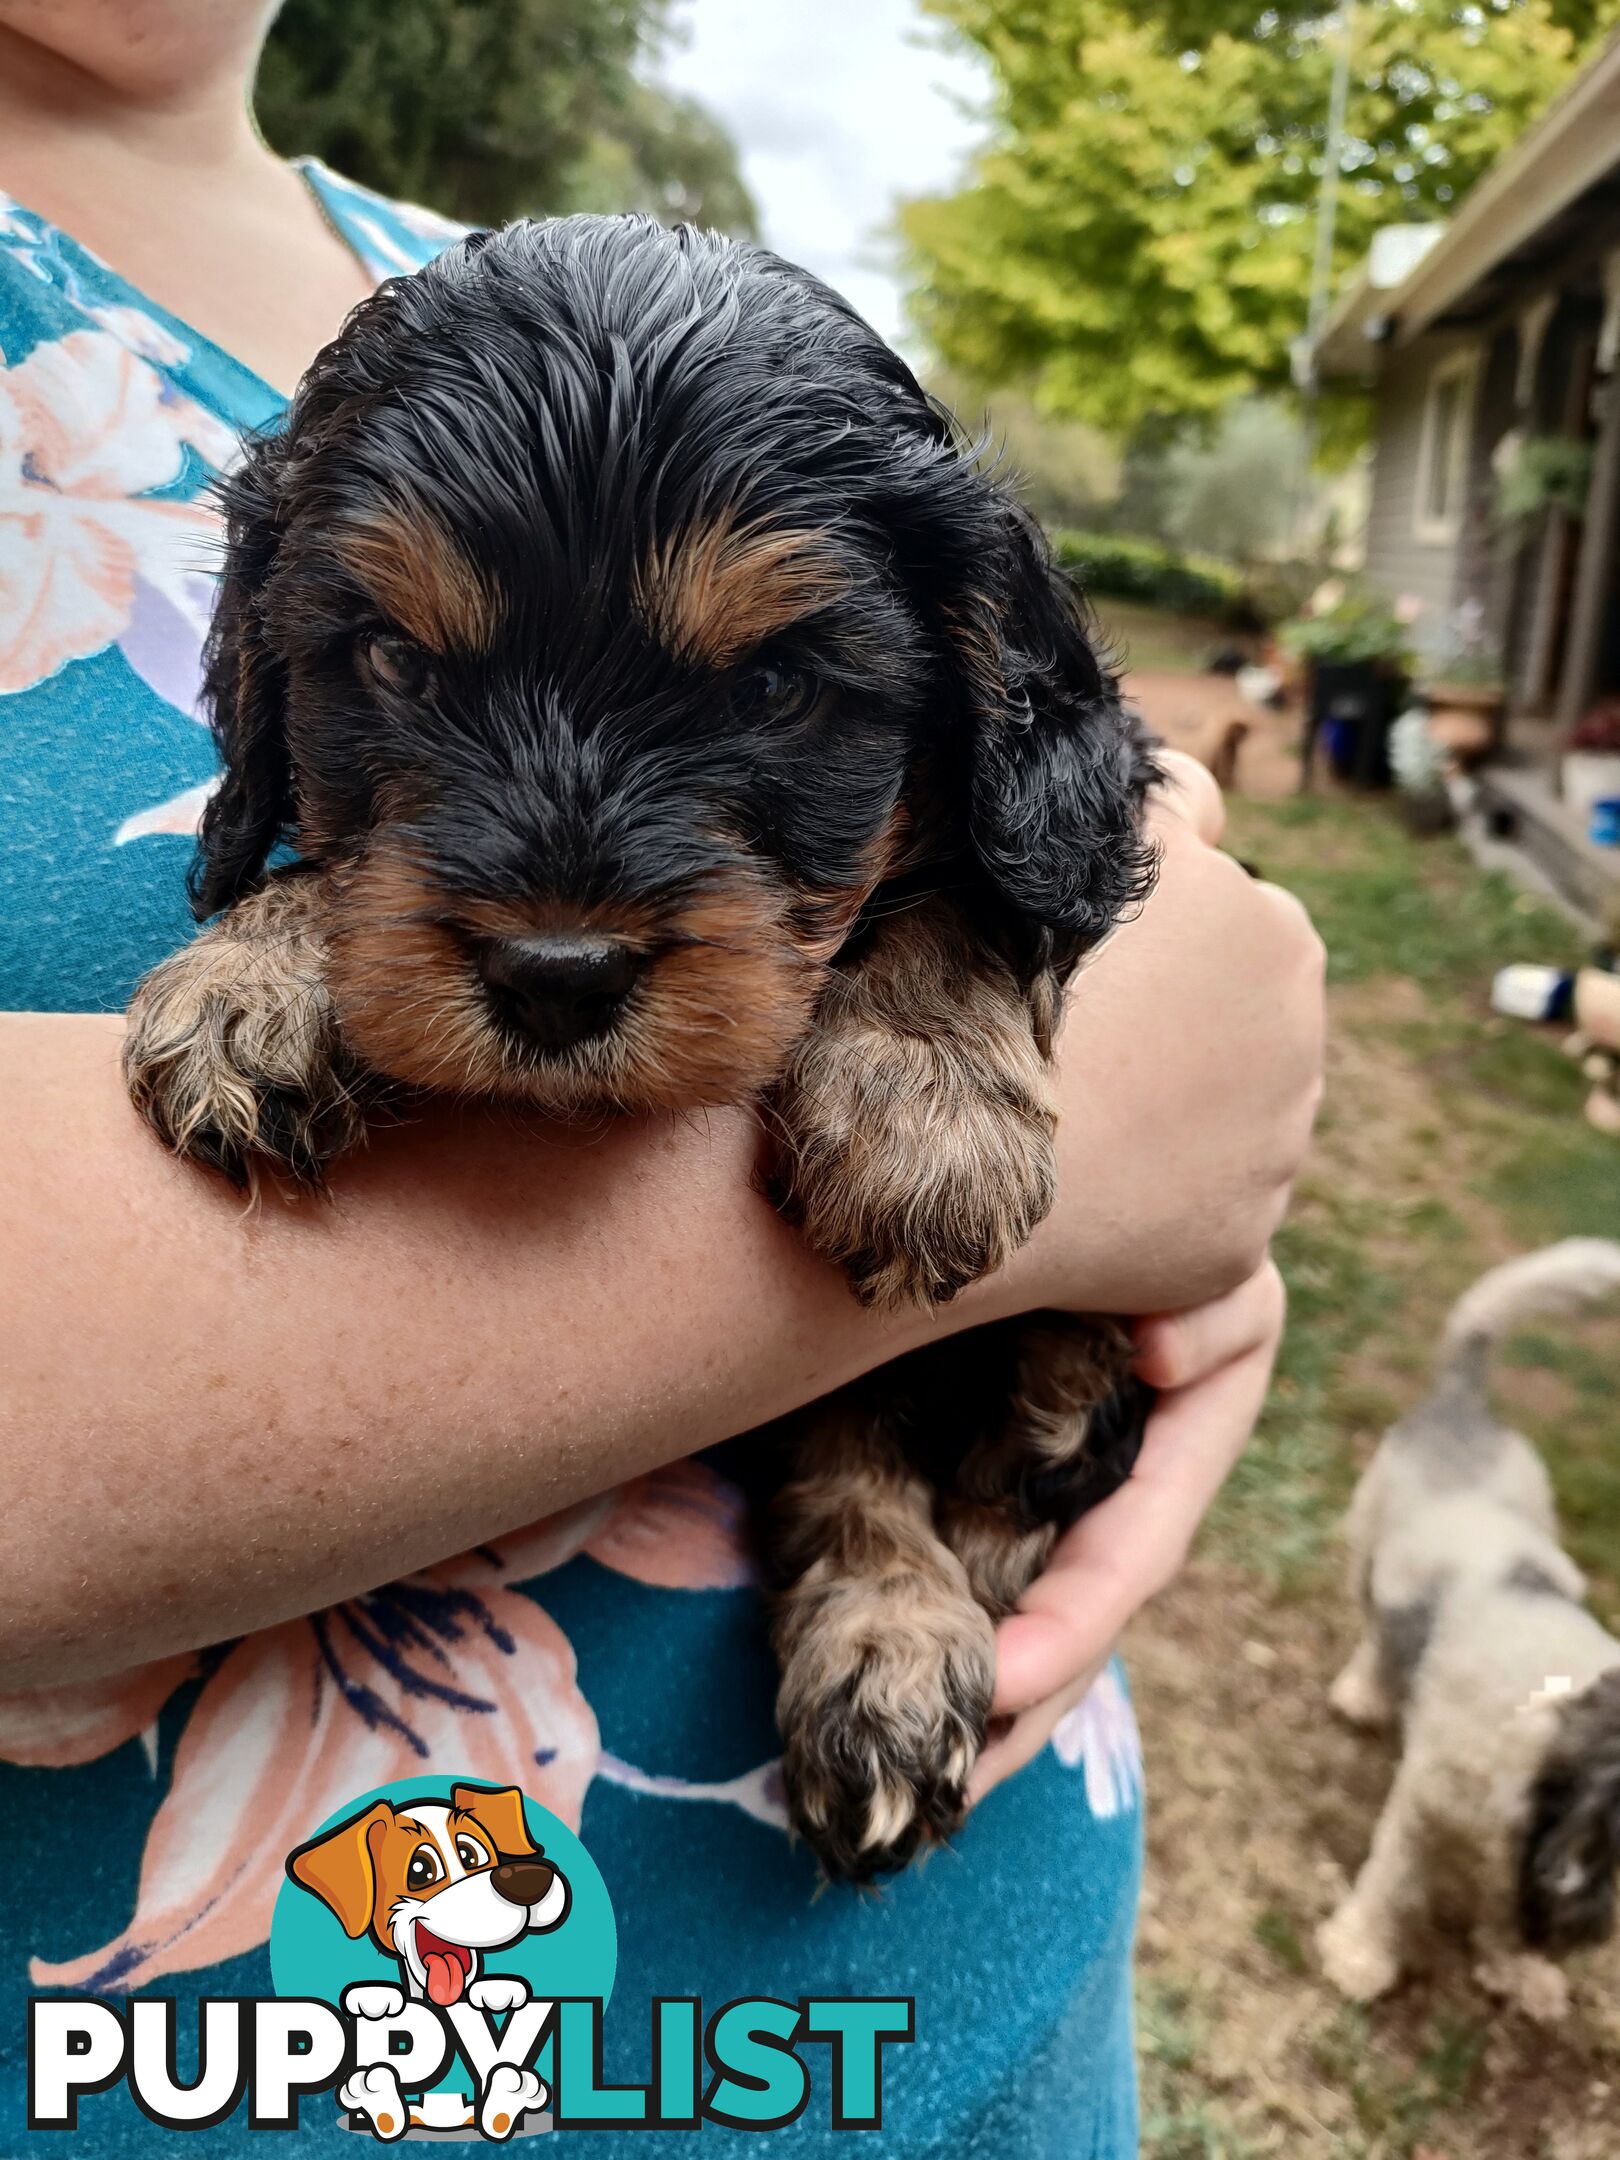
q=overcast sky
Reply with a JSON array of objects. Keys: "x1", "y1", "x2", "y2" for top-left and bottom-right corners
[{"x1": 657, "y1": 0, "x2": 990, "y2": 354}]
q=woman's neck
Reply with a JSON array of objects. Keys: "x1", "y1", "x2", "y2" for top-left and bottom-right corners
[
  {"x1": 0, "y1": 15, "x2": 272, "y2": 216},
  {"x1": 0, "y1": 9, "x2": 377, "y2": 396}
]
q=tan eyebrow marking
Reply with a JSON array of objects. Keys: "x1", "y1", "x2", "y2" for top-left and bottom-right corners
[
  {"x1": 336, "y1": 508, "x2": 500, "y2": 656},
  {"x1": 636, "y1": 516, "x2": 849, "y2": 669}
]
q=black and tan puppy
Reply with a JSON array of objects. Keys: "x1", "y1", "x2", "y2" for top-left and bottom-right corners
[{"x1": 125, "y1": 216, "x2": 1160, "y2": 1881}]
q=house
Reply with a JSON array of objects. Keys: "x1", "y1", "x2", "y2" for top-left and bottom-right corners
[{"x1": 1309, "y1": 31, "x2": 1620, "y2": 915}]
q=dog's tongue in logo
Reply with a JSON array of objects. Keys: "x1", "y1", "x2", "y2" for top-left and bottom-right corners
[{"x1": 417, "y1": 1926, "x2": 473, "y2": 2007}]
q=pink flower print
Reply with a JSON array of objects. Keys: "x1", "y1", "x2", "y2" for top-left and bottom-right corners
[
  {"x1": 1051, "y1": 1665, "x2": 1143, "y2": 1819},
  {"x1": 0, "y1": 329, "x2": 234, "y2": 696},
  {"x1": 585, "y1": 1456, "x2": 757, "y2": 1590},
  {"x1": 7, "y1": 1464, "x2": 754, "y2": 1992}
]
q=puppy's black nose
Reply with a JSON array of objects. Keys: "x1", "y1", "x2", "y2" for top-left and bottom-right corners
[
  {"x1": 490, "y1": 1859, "x2": 555, "y2": 1908},
  {"x1": 479, "y1": 936, "x2": 643, "y2": 1053}
]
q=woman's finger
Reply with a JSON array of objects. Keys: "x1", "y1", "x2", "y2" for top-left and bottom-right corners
[
  {"x1": 989, "y1": 1327, "x2": 1281, "y2": 1715},
  {"x1": 1133, "y1": 1257, "x2": 1286, "y2": 1391},
  {"x1": 967, "y1": 1665, "x2": 1102, "y2": 1807}
]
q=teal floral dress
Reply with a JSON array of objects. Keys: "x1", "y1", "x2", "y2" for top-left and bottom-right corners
[{"x1": 0, "y1": 162, "x2": 1145, "y2": 2154}]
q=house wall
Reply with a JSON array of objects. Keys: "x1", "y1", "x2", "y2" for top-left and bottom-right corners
[
  {"x1": 1504, "y1": 298, "x2": 1601, "y2": 707},
  {"x1": 1361, "y1": 330, "x2": 1481, "y2": 662}
]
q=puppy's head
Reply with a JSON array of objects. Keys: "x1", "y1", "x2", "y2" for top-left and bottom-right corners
[
  {"x1": 196, "y1": 216, "x2": 1153, "y2": 1113},
  {"x1": 287, "y1": 1784, "x2": 569, "y2": 2004},
  {"x1": 1519, "y1": 1667, "x2": 1620, "y2": 1953}
]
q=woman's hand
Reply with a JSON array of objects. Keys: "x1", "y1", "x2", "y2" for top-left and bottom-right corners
[
  {"x1": 981, "y1": 749, "x2": 1324, "y2": 1321},
  {"x1": 969, "y1": 1254, "x2": 1288, "y2": 1804}
]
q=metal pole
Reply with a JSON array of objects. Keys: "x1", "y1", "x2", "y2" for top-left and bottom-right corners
[{"x1": 1294, "y1": 2, "x2": 1356, "y2": 788}]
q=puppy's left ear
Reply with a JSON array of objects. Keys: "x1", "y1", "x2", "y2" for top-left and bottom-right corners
[
  {"x1": 953, "y1": 502, "x2": 1159, "y2": 972},
  {"x1": 190, "y1": 431, "x2": 297, "y2": 922},
  {"x1": 452, "y1": 1782, "x2": 538, "y2": 1860}
]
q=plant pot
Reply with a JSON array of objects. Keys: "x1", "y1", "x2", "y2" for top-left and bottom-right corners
[
  {"x1": 1420, "y1": 680, "x2": 1504, "y2": 765},
  {"x1": 1398, "y1": 787, "x2": 1455, "y2": 835},
  {"x1": 1418, "y1": 680, "x2": 1505, "y2": 718},
  {"x1": 1563, "y1": 752, "x2": 1620, "y2": 827},
  {"x1": 1309, "y1": 661, "x2": 1406, "y2": 787}
]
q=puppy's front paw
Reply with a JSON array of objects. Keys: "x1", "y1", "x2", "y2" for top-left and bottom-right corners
[
  {"x1": 342, "y1": 1983, "x2": 406, "y2": 2022},
  {"x1": 777, "y1": 1584, "x2": 996, "y2": 1881},
  {"x1": 467, "y1": 1975, "x2": 530, "y2": 2014},
  {"x1": 125, "y1": 885, "x2": 367, "y2": 1189},
  {"x1": 771, "y1": 1030, "x2": 1056, "y2": 1308},
  {"x1": 1317, "y1": 1902, "x2": 1401, "y2": 2003},
  {"x1": 1475, "y1": 1948, "x2": 1570, "y2": 2024}
]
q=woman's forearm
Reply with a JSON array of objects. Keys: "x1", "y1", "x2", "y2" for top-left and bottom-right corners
[
  {"x1": 0, "y1": 1015, "x2": 960, "y2": 1685},
  {"x1": 0, "y1": 789, "x2": 1321, "y2": 1687}
]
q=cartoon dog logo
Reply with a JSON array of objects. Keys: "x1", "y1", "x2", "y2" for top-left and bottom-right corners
[{"x1": 287, "y1": 1782, "x2": 571, "y2": 2138}]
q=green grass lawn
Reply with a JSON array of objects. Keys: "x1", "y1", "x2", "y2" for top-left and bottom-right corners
[{"x1": 1219, "y1": 792, "x2": 1619, "y2": 1611}]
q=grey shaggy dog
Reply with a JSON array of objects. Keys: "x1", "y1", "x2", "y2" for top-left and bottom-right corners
[{"x1": 1318, "y1": 1238, "x2": 1620, "y2": 2023}]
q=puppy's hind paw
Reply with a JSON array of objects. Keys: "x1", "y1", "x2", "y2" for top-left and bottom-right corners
[
  {"x1": 779, "y1": 1609, "x2": 995, "y2": 1883},
  {"x1": 339, "y1": 2065, "x2": 408, "y2": 2142},
  {"x1": 1317, "y1": 1903, "x2": 1401, "y2": 2003},
  {"x1": 480, "y1": 2066, "x2": 547, "y2": 2140}
]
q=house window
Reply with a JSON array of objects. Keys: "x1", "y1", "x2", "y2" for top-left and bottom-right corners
[{"x1": 1414, "y1": 352, "x2": 1476, "y2": 544}]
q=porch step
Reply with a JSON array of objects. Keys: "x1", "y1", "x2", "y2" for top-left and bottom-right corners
[{"x1": 1474, "y1": 764, "x2": 1620, "y2": 923}]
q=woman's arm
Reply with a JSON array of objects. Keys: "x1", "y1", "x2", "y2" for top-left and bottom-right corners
[{"x1": 0, "y1": 770, "x2": 1322, "y2": 1686}]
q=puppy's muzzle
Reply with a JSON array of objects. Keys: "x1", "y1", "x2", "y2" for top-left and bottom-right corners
[
  {"x1": 476, "y1": 933, "x2": 645, "y2": 1054},
  {"x1": 490, "y1": 1858, "x2": 557, "y2": 1907}
]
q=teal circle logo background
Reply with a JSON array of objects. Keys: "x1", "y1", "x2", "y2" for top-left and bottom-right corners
[{"x1": 269, "y1": 1778, "x2": 616, "y2": 2012}]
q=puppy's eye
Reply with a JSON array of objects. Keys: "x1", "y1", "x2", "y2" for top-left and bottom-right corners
[
  {"x1": 406, "y1": 1845, "x2": 443, "y2": 1891},
  {"x1": 361, "y1": 632, "x2": 431, "y2": 697},
  {"x1": 729, "y1": 663, "x2": 818, "y2": 726},
  {"x1": 455, "y1": 1836, "x2": 489, "y2": 1871}
]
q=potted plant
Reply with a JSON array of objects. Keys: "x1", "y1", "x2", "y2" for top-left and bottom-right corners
[
  {"x1": 1388, "y1": 705, "x2": 1456, "y2": 834},
  {"x1": 1494, "y1": 433, "x2": 1594, "y2": 529},
  {"x1": 1564, "y1": 701, "x2": 1620, "y2": 838},
  {"x1": 1418, "y1": 599, "x2": 1506, "y2": 760},
  {"x1": 1282, "y1": 582, "x2": 1412, "y2": 786}
]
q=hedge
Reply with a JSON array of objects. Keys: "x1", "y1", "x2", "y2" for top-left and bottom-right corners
[{"x1": 1049, "y1": 530, "x2": 1258, "y2": 628}]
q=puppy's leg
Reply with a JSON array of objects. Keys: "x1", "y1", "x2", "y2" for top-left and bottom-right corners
[
  {"x1": 125, "y1": 871, "x2": 368, "y2": 1188},
  {"x1": 771, "y1": 900, "x2": 1057, "y2": 1309},
  {"x1": 933, "y1": 1315, "x2": 1146, "y2": 1619},
  {"x1": 767, "y1": 1397, "x2": 996, "y2": 1882},
  {"x1": 1472, "y1": 1934, "x2": 1571, "y2": 2024},
  {"x1": 1317, "y1": 1768, "x2": 1427, "y2": 2002},
  {"x1": 1329, "y1": 1634, "x2": 1397, "y2": 1731}
]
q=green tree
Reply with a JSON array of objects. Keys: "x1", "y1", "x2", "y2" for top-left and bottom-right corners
[
  {"x1": 903, "y1": 0, "x2": 1620, "y2": 432},
  {"x1": 256, "y1": 0, "x2": 758, "y2": 236}
]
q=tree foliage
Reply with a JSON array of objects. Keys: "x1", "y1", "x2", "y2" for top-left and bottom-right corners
[
  {"x1": 256, "y1": 0, "x2": 757, "y2": 236},
  {"x1": 903, "y1": 0, "x2": 1620, "y2": 432}
]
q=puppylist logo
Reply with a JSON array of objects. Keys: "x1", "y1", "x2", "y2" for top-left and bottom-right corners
[{"x1": 28, "y1": 1777, "x2": 914, "y2": 2140}]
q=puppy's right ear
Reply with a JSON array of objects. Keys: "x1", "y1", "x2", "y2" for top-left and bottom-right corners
[
  {"x1": 286, "y1": 1800, "x2": 392, "y2": 1940},
  {"x1": 190, "y1": 433, "x2": 296, "y2": 921}
]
